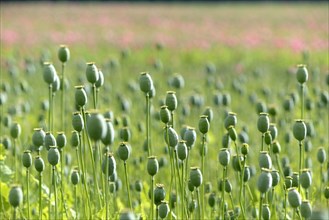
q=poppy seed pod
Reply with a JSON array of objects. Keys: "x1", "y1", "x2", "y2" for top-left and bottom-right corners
[
  {"x1": 86, "y1": 62, "x2": 99, "y2": 84},
  {"x1": 243, "y1": 166, "x2": 251, "y2": 182},
  {"x1": 208, "y1": 193, "x2": 216, "y2": 208},
  {"x1": 198, "y1": 115, "x2": 210, "y2": 134},
  {"x1": 164, "y1": 127, "x2": 179, "y2": 148},
  {"x1": 56, "y1": 132, "x2": 67, "y2": 149},
  {"x1": 259, "y1": 151, "x2": 272, "y2": 169},
  {"x1": 72, "y1": 112, "x2": 84, "y2": 132},
  {"x1": 257, "y1": 113, "x2": 270, "y2": 133},
  {"x1": 222, "y1": 93, "x2": 231, "y2": 107},
  {"x1": 95, "y1": 70, "x2": 104, "y2": 88},
  {"x1": 300, "y1": 169, "x2": 312, "y2": 189},
  {"x1": 165, "y1": 91, "x2": 178, "y2": 112},
  {"x1": 190, "y1": 167, "x2": 202, "y2": 188},
  {"x1": 160, "y1": 105, "x2": 171, "y2": 124},
  {"x1": 293, "y1": 120, "x2": 306, "y2": 142},
  {"x1": 184, "y1": 127, "x2": 197, "y2": 148},
  {"x1": 119, "y1": 210, "x2": 135, "y2": 220},
  {"x1": 224, "y1": 178, "x2": 232, "y2": 193},
  {"x1": 48, "y1": 146, "x2": 60, "y2": 166},
  {"x1": 159, "y1": 201, "x2": 170, "y2": 219},
  {"x1": 177, "y1": 140, "x2": 188, "y2": 161},
  {"x1": 120, "y1": 127, "x2": 131, "y2": 142},
  {"x1": 44, "y1": 132, "x2": 56, "y2": 151},
  {"x1": 34, "y1": 156, "x2": 45, "y2": 173},
  {"x1": 257, "y1": 168, "x2": 272, "y2": 194},
  {"x1": 139, "y1": 72, "x2": 153, "y2": 94},
  {"x1": 224, "y1": 112, "x2": 237, "y2": 130},
  {"x1": 101, "y1": 119, "x2": 115, "y2": 146},
  {"x1": 147, "y1": 156, "x2": 159, "y2": 176},
  {"x1": 180, "y1": 125, "x2": 188, "y2": 139},
  {"x1": 135, "y1": 180, "x2": 142, "y2": 192},
  {"x1": 264, "y1": 131, "x2": 272, "y2": 145},
  {"x1": 324, "y1": 186, "x2": 329, "y2": 199},
  {"x1": 74, "y1": 86, "x2": 87, "y2": 108},
  {"x1": 288, "y1": 188, "x2": 301, "y2": 208},
  {"x1": 52, "y1": 74, "x2": 60, "y2": 93},
  {"x1": 58, "y1": 45, "x2": 70, "y2": 63},
  {"x1": 292, "y1": 172, "x2": 299, "y2": 188},
  {"x1": 218, "y1": 148, "x2": 230, "y2": 167},
  {"x1": 102, "y1": 153, "x2": 116, "y2": 177},
  {"x1": 43, "y1": 62, "x2": 56, "y2": 84},
  {"x1": 222, "y1": 133, "x2": 231, "y2": 148},
  {"x1": 228, "y1": 126, "x2": 237, "y2": 141},
  {"x1": 284, "y1": 176, "x2": 293, "y2": 189},
  {"x1": 241, "y1": 143, "x2": 249, "y2": 155},
  {"x1": 22, "y1": 150, "x2": 32, "y2": 168},
  {"x1": 9, "y1": 185, "x2": 23, "y2": 208},
  {"x1": 87, "y1": 111, "x2": 107, "y2": 141},
  {"x1": 271, "y1": 170, "x2": 280, "y2": 187},
  {"x1": 71, "y1": 131, "x2": 80, "y2": 148},
  {"x1": 188, "y1": 179, "x2": 195, "y2": 192},
  {"x1": 232, "y1": 155, "x2": 244, "y2": 172},
  {"x1": 117, "y1": 142, "x2": 131, "y2": 161},
  {"x1": 71, "y1": 169, "x2": 80, "y2": 185},
  {"x1": 171, "y1": 74, "x2": 185, "y2": 89},
  {"x1": 32, "y1": 128, "x2": 45, "y2": 147},
  {"x1": 317, "y1": 147, "x2": 326, "y2": 164},
  {"x1": 10, "y1": 122, "x2": 21, "y2": 139},
  {"x1": 296, "y1": 64, "x2": 308, "y2": 84},
  {"x1": 272, "y1": 141, "x2": 281, "y2": 154},
  {"x1": 300, "y1": 200, "x2": 312, "y2": 219},
  {"x1": 154, "y1": 184, "x2": 166, "y2": 205},
  {"x1": 203, "y1": 107, "x2": 213, "y2": 123}
]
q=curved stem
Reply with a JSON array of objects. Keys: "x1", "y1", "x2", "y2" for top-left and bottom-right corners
[{"x1": 124, "y1": 161, "x2": 133, "y2": 210}]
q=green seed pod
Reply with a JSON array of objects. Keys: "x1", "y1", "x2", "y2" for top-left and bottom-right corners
[
  {"x1": 190, "y1": 167, "x2": 203, "y2": 188},
  {"x1": 171, "y1": 74, "x2": 185, "y2": 89},
  {"x1": 222, "y1": 93, "x2": 231, "y2": 107},
  {"x1": 135, "y1": 180, "x2": 143, "y2": 192},
  {"x1": 324, "y1": 186, "x2": 329, "y2": 199},
  {"x1": 52, "y1": 74, "x2": 60, "y2": 93},
  {"x1": 213, "y1": 93, "x2": 222, "y2": 106},
  {"x1": 306, "y1": 121, "x2": 315, "y2": 138},
  {"x1": 119, "y1": 210, "x2": 135, "y2": 220},
  {"x1": 293, "y1": 120, "x2": 306, "y2": 142},
  {"x1": 139, "y1": 72, "x2": 153, "y2": 94},
  {"x1": 10, "y1": 122, "x2": 21, "y2": 139},
  {"x1": 243, "y1": 166, "x2": 251, "y2": 182},
  {"x1": 87, "y1": 112, "x2": 107, "y2": 141},
  {"x1": 198, "y1": 115, "x2": 210, "y2": 134},
  {"x1": 71, "y1": 131, "x2": 80, "y2": 148},
  {"x1": 159, "y1": 201, "x2": 170, "y2": 219},
  {"x1": 228, "y1": 126, "x2": 237, "y2": 141},
  {"x1": 218, "y1": 148, "x2": 230, "y2": 167},
  {"x1": 160, "y1": 105, "x2": 171, "y2": 124},
  {"x1": 262, "y1": 204, "x2": 271, "y2": 220},
  {"x1": 257, "y1": 112, "x2": 270, "y2": 133},
  {"x1": 283, "y1": 97, "x2": 294, "y2": 112},
  {"x1": 165, "y1": 91, "x2": 178, "y2": 112},
  {"x1": 101, "y1": 119, "x2": 115, "y2": 146},
  {"x1": 208, "y1": 193, "x2": 216, "y2": 208},
  {"x1": 300, "y1": 200, "x2": 312, "y2": 219},
  {"x1": 48, "y1": 146, "x2": 60, "y2": 166},
  {"x1": 43, "y1": 62, "x2": 56, "y2": 84},
  {"x1": 71, "y1": 168, "x2": 80, "y2": 185},
  {"x1": 34, "y1": 156, "x2": 45, "y2": 173},
  {"x1": 95, "y1": 69, "x2": 104, "y2": 88},
  {"x1": 147, "y1": 156, "x2": 159, "y2": 176},
  {"x1": 264, "y1": 131, "x2": 272, "y2": 145},
  {"x1": 259, "y1": 151, "x2": 272, "y2": 169},
  {"x1": 180, "y1": 125, "x2": 188, "y2": 139},
  {"x1": 317, "y1": 147, "x2": 326, "y2": 164},
  {"x1": 58, "y1": 45, "x2": 70, "y2": 63},
  {"x1": 203, "y1": 106, "x2": 213, "y2": 123},
  {"x1": 224, "y1": 178, "x2": 232, "y2": 193},
  {"x1": 44, "y1": 132, "x2": 56, "y2": 151},
  {"x1": 74, "y1": 86, "x2": 88, "y2": 108},
  {"x1": 56, "y1": 132, "x2": 66, "y2": 149},
  {"x1": 188, "y1": 200, "x2": 197, "y2": 214},
  {"x1": 119, "y1": 127, "x2": 131, "y2": 142},
  {"x1": 9, "y1": 185, "x2": 23, "y2": 208},
  {"x1": 232, "y1": 155, "x2": 244, "y2": 172},
  {"x1": 177, "y1": 140, "x2": 188, "y2": 161},
  {"x1": 300, "y1": 169, "x2": 312, "y2": 189},
  {"x1": 272, "y1": 141, "x2": 281, "y2": 154},
  {"x1": 102, "y1": 153, "x2": 116, "y2": 177},
  {"x1": 205, "y1": 182, "x2": 212, "y2": 194},
  {"x1": 268, "y1": 105, "x2": 277, "y2": 118},
  {"x1": 72, "y1": 112, "x2": 84, "y2": 132},
  {"x1": 224, "y1": 112, "x2": 237, "y2": 130},
  {"x1": 154, "y1": 184, "x2": 166, "y2": 205},
  {"x1": 117, "y1": 142, "x2": 131, "y2": 161},
  {"x1": 188, "y1": 179, "x2": 195, "y2": 192},
  {"x1": 222, "y1": 133, "x2": 230, "y2": 148},
  {"x1": 252, "y1": 207, "x2": 258, "y2": 218},
  {"x1": 164, "y1": 127, "x2": 179, "y2": 148},
  {"x1": 271, "y1": 170, "x2": 280, "y2": 187},
  {"x1": 2, "y1": 136, "x2": 11, "y2": 150},
  {"x1": 256, "y1": 102, "x2": 267, "y2": 115},
  {"x1": 296, "y1": 64, "x2": 308, "y2": 84},
  {"x1": 22, "y1": 150, "x2": 32, "y2": 168},
  {"x1": 292, "y1": 172, "x2": 299, "y2": 188},
  {"x1": 241, "y1": 143, "x2": 249, "y2": 155},
  {"x1": 183, "y1": 127, "x2": 197, "y2": 148},
  {"x1": 288, "y1": 188, "x2": 301, "y2": 208},
  {"x1": 257, "y1": 168, "x2": 272, "y2": 194},
  {"x1": 86, "y1": 62, "x2": 99, "y2": 84}
]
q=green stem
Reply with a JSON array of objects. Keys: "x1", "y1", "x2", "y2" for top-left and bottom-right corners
[
  {"x1": 61, "y1": 63, "x2": 65, "y2": 132},
  {"x1": 284, "y1": 190, "x2": 287, "y2": 220},
  {"x1": 97, "y1": 142, "x2": 105, "y2": 205},
  {"x1": 26, "y1": 169, "x2": 30, "y2": 219},
  {"x1": 13, "y1": 207, "x2": 16, "y2": 220},
  {"x1": 201, "y1": 134, "x2": 206, "y2": 220},
  {"x1": 196, "y1": 188, "x2": 202, "y2": 220},
  {"x1": 92, "y1": 84, "x2": 97, "y2": 109},
  {"x1": 156, "y1": 205, "x2": 159, "y2": 220},
  {"x1": 48, "y1": 84, "x2": 52, "y2": 132},
  {"x1": 222, "y1": 166, "x2": 226, "y2": 220},
  {"x1": 13, "y1": 139, "x2": 17, "y2": 183},
  {"x1": 105, "y1": 159, "x2": 109, "y2": 220},
  {"x1": 259, "y1": 193, "x2": 263, "y2": 220},
  {"x1": 74, "y1": 186, "x2": 77, "y2": 220},
  {"x1": 39, "y1": 173, "x2": 42, "y2": 220},
  {"x1": 146, "y1": 94, "x2": 151, "y2": 156},
  {"x1": 298, "y1": 141, "x2": 302, "y2": 193},
  {"x1": 151, "y1": 176, "x2": 154, "y2": 220},
  {"x1": 301, "y1": 84, "x2": 304, "y2": 120},
  {"x1": 320, "y1": 164, "x2": 323, "y2": 202},
  {"x1": 53, "y1": 166, "x2": 58, "y2": 220},
  {"x1": 124, "y1": 161, "x2": 133, "y2": 210},
  {"x1": 181, "y1": 162, "x2": 185, "y2": 220},
  {"x1": 239, "y1": 158, "x2": 247, "y2": 219},
  {"x1": 261, "y1": 133, "x2": 264, "y2": 151}
]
